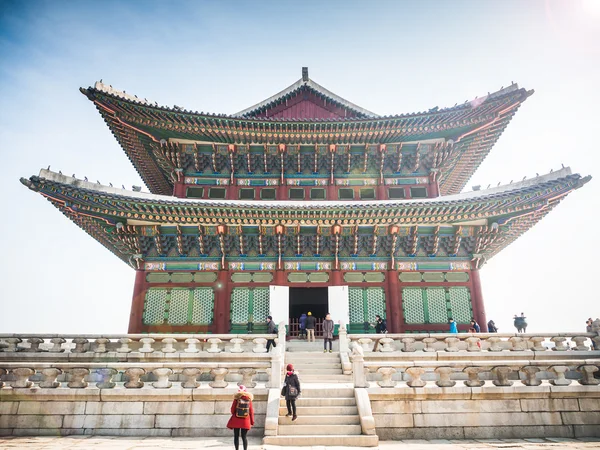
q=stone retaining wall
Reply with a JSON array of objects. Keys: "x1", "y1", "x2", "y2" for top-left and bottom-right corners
[
  {"x1": 0, "y1": 388, "x2": 267, "y2": 437},
  {"x1": 368, "y1": 386, "x2": 600, "y2": 440}
]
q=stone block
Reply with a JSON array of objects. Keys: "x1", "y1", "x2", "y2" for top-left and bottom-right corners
[
  {"x1": 144, "y1": 401, "x2": 215, "y2": 415},
  {"x1": 371, "y1": 400, "x2": 421, "y2": 414},
  {"x1": 420, "y1": 399, "x2": 521, "y2": 414},
  {"x1": 520, "y1": 398, "x2": 579, "y2": 412},
  {"x1": 574, "y1": 425, "x2": 600, "y2": 437},
  {"x1": 82, "y1": 414, "x2": 155, "y2": 429},
  {"x1": 172, "y1": 427, "x2": 263, "y2": 437},
  {"x1": 0, "y1": 401, "x2": 18, "y2": 415},
  {"x1": 82, "y1": 428, "x2": 172, "y2": 437},
  {"x1": 414, "y1": 412, "x2": 563, "y2": 427},
  {"x1": 463, "y1": 425, "x2": 574, "y2": 439},
  {"x1": 550, "y1": 385, "x2": 600, "y2": 398},
  {"x1": 0, "y1": 387, "x2": 100, "y2": 402},
  {"x1": 11, "y1": 428, "x2": 85, "y2": 436},
  {"x1": 471, "y1": 385, "x2": 551, "y2": 400},
  {"x1": 373, "y1": 414, "x2": 414, "y2": 428},
  {"x1": 155, "y1": 414, "x2": 230, "y2": 429},
  {"x1": 99, "y1": 386, "x2": 192, "y2": 402},
  {"x1": 214, "y1": 400, "x2": 266, "y2": 415},
  {"x1": 0, "y1": 415, "x2": 63, "y2": 429},
  {"x1": 85, "y1": 401, "x2": 144, "y2": 415},
  {"x1": 579, "y1": 398, "x2": 600, "y2": 412},
  {"x1": 377, "y1": 426, "x2": 465, "y2": 440},
  {"x1": 561, "y1": 411, "x2": 600, "y2": 425},
  {"x1": 62, "y1": 415, "x2": 85, "y2": 429},
  {"x1": 17, "y1": 401, "x2": 86, "y2": 415}
]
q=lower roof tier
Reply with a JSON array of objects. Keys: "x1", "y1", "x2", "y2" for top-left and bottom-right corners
[{"x1": 21, "y1": 168, "x2": 589, "y2": 269}]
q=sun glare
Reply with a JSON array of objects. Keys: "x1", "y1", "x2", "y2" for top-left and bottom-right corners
[{"x1": 582, "y1": 0, "x2": 600, "y2": 16}]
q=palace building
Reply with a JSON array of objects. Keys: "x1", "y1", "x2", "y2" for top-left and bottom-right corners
[{"x1": 21, "y1": 68, "x2": 589, "y2": 335}]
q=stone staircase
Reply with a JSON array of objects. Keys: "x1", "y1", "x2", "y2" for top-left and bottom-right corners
[{"x1": 263, "y1": 346, "x2": 378, "y2": 447}]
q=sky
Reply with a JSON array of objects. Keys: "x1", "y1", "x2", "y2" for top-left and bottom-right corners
[{"x1": 0, "y1": 0, "x2": 599, "y2": 334}]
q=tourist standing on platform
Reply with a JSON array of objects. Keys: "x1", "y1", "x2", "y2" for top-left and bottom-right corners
[
  {"x1": 487, "y1": 320, "x2": 498, "y2": 332},
  {"x1": 282, "y1": 363, "x2": 301, "y2": 421},
  {"x1": 305, "y1": 312, "x2": 316, "y2": 342},
  {"x1": 266, "y1": 316, "x2": 277, "y2": 352},
  {"x1": 323, "y1": 313, "x2": 334, "y2": 353},
  {"x1": 374, "y1": 315, "x2": 387, "y2": 334},
  {"x1": 448, "y1": 318, "x2": 458, "y2": 333},
  {"x1": 226, "y1": 385, "x2": 254, "y2": 450},
  {"x1": 469, "y1": 319, "x2": 480, "y2": 333},
  {"x1": 299, "y1": 313, "x2": 307, "y2": 339}
]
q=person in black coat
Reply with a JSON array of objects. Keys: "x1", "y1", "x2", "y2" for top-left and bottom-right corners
[{"x1": 283, "y1": 363, "x2": 301, "y2": 421}]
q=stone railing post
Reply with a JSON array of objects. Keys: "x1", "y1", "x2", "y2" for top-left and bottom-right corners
[
  {"x1": 152, "y1": 368, "x2": 173, "y2": 388},
  {"x1": 444, "y1": 337, "x2": 460, "y2": 352},
  {"x1": 509, "y1": 336, "x2": 527, "y2": 351},
  {"x1": 94, "y1": 338, "x2": 110, "y2": 353},
  {"x1": 577, "y1": 365, "x2": 599, "y2": 385},
  {"x1": 161, "y1": 338, "x2": 177, "y2": 353},
  {"x1": 379, "y1": 337, "x2": 395, "y2": 352},
  {"x1": 184, "y1": 338, "x2": 201, "y2": 353},
  {"x1": 354, "y1": 388, "x2": 377, "y2": 436},
  {"x1": 230, "y1": 338, "x2": 244, "y2": 353},
  {"x1": 465, "y1": 337, "x2": 481, "y2": 352},
  {"x1": 406, "y1": 367, "x2": 426, "y2": 387},
  {"x1": 528, "y1": 336, "x2": 546, "y2": 352},
  {"x1": 350, "y1": 351, "x2": 368, "y2": 388},
  {"x1": 124, "y1": 368, "x2": 145, "y2": 388},
  {"x1": 207, "y1": 338, "x2": 222, "y2": 353},
  {"x1": 338, "y1": 322, "x2": 349, "y2": 353},
  {"x1": 463, "y1": 367, "x2": 484, "y2": 387},
  {"x1": 435, "y1": 366, "x2": 456, "y2": 387},
  {"x1": 182, "y1": 368, "x2": 201, "y2": 388},
  {"x1": 49, "y1": 337, "x2": 66, "y2": 353},
  {"x1": 139, "y1": 337, "x2": 155, "y2": 353},
  {"x1": 67, "y1": 368, "x2": 89, "y2": 388},
  {"x1": 376, "y1": 367, "x2": 397, "y2": 387},
  {"x1": 267, "y1": 353, "x2": 283, "y2": 389},
  {"x1": 549, "y1": 365, "x2": 571, "y2": 386},
  {"x1": 71, "y1": 338, "x2": 89, "y2": 353},
  {"x1": 551, "y1": 336, "x2": 568, "y2": 351},
  {"x1": 486, "y1": 336, "x2": 503, "y2": 352},
  {"x1": 25, "y1": 338, "x2": 45, "y2": 353},
  {"x1": 422, "y1": 337, "x2": 437, "y2": 352},
  {"x1": 253, "y1": 338, "x2": 267, "y2": 353},
  {"x1": 521, "y1": 366, "x2": 542, "y2": 386},
  {"x1": 5, "y1": 337, "x2": 22, "y2": 352},
  {"x1": 401, "y1": 337, "x2": 416, "y2": 352},
  {"x1": 571, "y1": 336, "x2": 589, "y2": 351},
  {"x1": 96, "y1": 368, "x2": 117, "y2": 389},
  {"x1": 210, "y1": 368, "x2": 229, "y2": 388},
  {"x1": 0, "y1": 368, "x2": 6, "y2": 388},
  {"x1": 492, "y1": 366, "x2": 513, "y2": 386},
  {"x1": 13, "y1": 367, "x2": 35, "y2": 388},
  {"x1": 40, "y1": 368, "x2": 62, "y2": 388},
  {"x1": 358, "y1": 338, "x2": 373, "y2": 352},
  {"x1": 240, "y1": 368, "x2": 257, "y2": 388},
  {"x1": 117, "y1": 338, "x2": 133, "y2": 353}
]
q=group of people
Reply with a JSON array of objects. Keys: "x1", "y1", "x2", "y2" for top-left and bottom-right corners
[
  {"x1": 447, "y1": 317, "x2": 485, "y2": 333},
  {"x1": 298, "y1": 312, "x2": 335, "y2": 352}
]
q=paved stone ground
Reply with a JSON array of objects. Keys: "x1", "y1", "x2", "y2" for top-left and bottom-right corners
[{"x1": 0, "y1": 436, "x2": 599, "y2": 450}]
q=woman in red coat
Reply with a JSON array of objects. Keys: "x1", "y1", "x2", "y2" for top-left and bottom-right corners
[{"x1": 226, "y1": 385, "x2": 254, "y2": 450}]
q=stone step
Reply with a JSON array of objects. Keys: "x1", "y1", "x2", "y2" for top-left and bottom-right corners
[
  {"x1": 286, "y1": 355, "x2": 340, "y2": 362},
  {"x1": 277, "y1": 424, "x2": 362, "y2": 436},
  {"x1": 296, "y1": 368, "x2": 343, "y2": 375},
  {"x1": 263, "y1": 434, "x2": 379, "y2": 447},
  {"x1": 299, "y1": 374, "x2": 352, "y2": 382},
  {"x1": 299, "y1": 387, "x2": 354, "y2": 397},
  {"x1": 278, "y1": 414, "x2": 360, "y2": 425},
  {"x1": 280, "y1": 397, "x2": 356, "y2": 407},
  {"x1": 278, "y1": 405, "x2": 358, "y2": 416},
  {"x1": 288, "y1": 363, "x2": 342, "y2": 369}
]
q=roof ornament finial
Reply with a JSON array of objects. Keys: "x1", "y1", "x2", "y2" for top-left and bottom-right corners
[{"x1": 302, "y1": 67, "x2": 309, "y2": 82}]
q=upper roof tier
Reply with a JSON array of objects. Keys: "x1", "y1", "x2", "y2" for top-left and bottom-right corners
[
  {"x1": 80, "y1": 69, "x2": 533, "y2": 196},
  {"x1": 21, "y1": 168, "x2": 589, "y2": 269}
]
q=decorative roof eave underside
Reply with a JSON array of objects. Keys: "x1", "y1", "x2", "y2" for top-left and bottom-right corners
[
  {"x1": 21, "y1": 168, "x2": 589, "y2": 268},
  {"x1": 80, "y1": 82, "x2": 532, "y2": 195}
]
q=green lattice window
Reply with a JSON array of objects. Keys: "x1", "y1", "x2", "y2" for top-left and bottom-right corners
[
  {"x1": 348, "y1": 287, "x2": 385, "y2": 333},
  {"x1": 402, "y1": 287, "x2": 471, "y2": 325},
  {"x1": 142, "y1": 288, "x2": 214, "y2": 326},
  {"x1": 230, "y1": 287, "x2": 270, "y2": 333}
]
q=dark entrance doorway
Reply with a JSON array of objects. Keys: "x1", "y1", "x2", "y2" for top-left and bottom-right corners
[{"x1": 289, "y1": 287, "x2": 328, "y2": 337}]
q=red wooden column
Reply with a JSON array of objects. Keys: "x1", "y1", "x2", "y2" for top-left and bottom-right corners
[
  {"x1": 213, "y1": 270, "x2": 231, "y2": 333},
  {"x1": 128, "y1": 270, "x2": 147, "y2": 333},
  {"x1": 470, "y1": 268, "x2": 488, "y2": 332},
  {"x1": 386, "y1": 270, "x2": 401, "y2": 333},
  {"x1": 330, "y1": 270, "x2": 343, "y2": 286},
  {"x1": 173, "y1": 180, "x2": 186, "y2": 198},
  {"x1": 429, "y1": 171, "x2": 440, "y2": 198}
]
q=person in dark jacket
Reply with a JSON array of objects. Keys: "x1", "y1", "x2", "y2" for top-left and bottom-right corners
[
  {"x1": 266, "y1": 316, "x2": 277, "y2": 352},
  {"x1": 226, "y1": 385, "x2": 254, "y2": 450},
  {"x1": 305, "y1": 312, "x2": 316, "y2": 342},
  {"x1": 282, "y1": 363, "x2": 301, "y2": 421},
  {"x1": 487, "y1": 320, "x2": 498, "y2": 333},
  {"x1": 469, "y1": 319, "x2": 480, "y2": 333},
  {"x1": 374, "y1": 315, "x2": 387, "y2": 334},
  {"x1": 322, "y1": 313, "x2": 334, "y2": 353},
  {"x1": 298, "y1": 313, "x2": 307, "y2": 339}
]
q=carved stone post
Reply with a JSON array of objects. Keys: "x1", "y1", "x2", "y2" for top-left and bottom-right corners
[
  {"x1": 96, "y1": 368, "x2": 117, "y2": 389},
  {"x1": 338, "y1": 323, "x2": 349, "y2": 353},
  {"x1": 40, "y1": 368, "x2": 62, "y2": 388},
  {"x1": 358, "y1": 338, "x2": 373, "y2": 352},
  {"x1": 267, "y1": 353, "x2": 283, "y2": 389},
  {"x1": 486, "y1": 336, "x2": 503, "y2": 352},
  {"x1": 152, "y1": 368, "x2": 173, "y2": 388},
  {"x1": 184, "y1": 338, "x2": 201, "y2": 353},
  {"x1": 5, "y1": 338, "x2": 22, "y2": 352},
  {"x1": 117, "y1": 338, "x2": 133, "y2": 353},
  {"x1": 71, "y1": 338, "x2": 89, "y2": 353},
  {"x1": 401, "y1": 337, "x2": 416, "y2": 352},
  {"x1": 435, "y1": 367, "x2": 456, "y2": 387},
  {"x1": 67, "y1": 368, "x2": 89, "y2": 388},
  {"x1": 422, "y1": 337, "x2": 437, "y2": 352},
  {"x1": 465, "y1": 337, "x2": 481, "y2": 352},
  {"x1": 492, "y1": 366, "x2": 513, "y2": 386},
  {"x1": 509, "y1": 336, "x2": 527, "y2": 351},
  {"x1": 161, "y1": 338, "x2": 177, "y2": 353},
  {"x1": 50, "y1": 338, "x2": 66, "y2": 353},
  {"x1": 207, "y1": 338, "x2": 222, "y2": 353},
  {"x1": 350, "y1": 352, "x2": 368, "y2": 388},
  {"x1": 521, "y1": 366, "x2": 542, "y2": 386},
  {"x1": 240, "y1": 368, "x2": 257, "y2": 388},
  {"x1": 406, "y1": 367, "x2": 427, "y2": 387},
  {"x1": 181, "y1": 368, "x2": 201, "y2": 388},
  {"x1": 230, "y1": 338, "x2": 244, "y2": 353},
  {"x1": 0, "y1": 368, "x2": 5, "y2": 388},
  {"x1": 444, "y1": 337, "x2": 460, "y2": 352},
  {"x1": 210, "y1": 368, "x2": 229, "y2": 388},
  {"x1": 463, "y1": 367, "x2": 485, "y2": 387},
  {"x1": 139, "y1": 337, "x2": 155, "y2": 353},
  {"x1": 551, "y1": 337, "x2": 568, "y2": 351},
  {"x1": 25, "y1": 338, "x2": 45, "y2": 353},
  {"x1": 12, "y1": 368, "x2": 35, "y2": 388},
  {"x1": 379, "y1": 338, "x2": 395, "y2": 352},
  {"x1": 94, "y1": 338, "x2": 110, "y2": 353},
  {"x1": 577, "y1": 365, "x2": 599, "y2": 385},
  {"x1": 376, "y1": 367, "x2": 397, "y2": 387},
  {"x1": 528, "y1": 336, "x2": 546, "y2": 352},
  {"x1": 252, "y1": 338, "x2": 267, "y2": 353},
  {"x1": 124, "y1": 368, "x2": 145, "y2": 388},
  {"x1": 571, "y1": 336, "x2": 589, "y2": 351},
  {"x1": 549, "y1": 365, "x2": 571, "y2": 386}
]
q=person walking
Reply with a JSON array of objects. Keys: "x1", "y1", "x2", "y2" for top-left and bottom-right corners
[
  {"x1": 448, "y1": 318, "x2": 458, "y2": 334},
  {"x1": 487, "y1": 320, "x2": 498, "y2": 333},
  {"x1": 305, "y1": 312, "x2": 316, "y2": 342},
  {"x1": 469, "y1": 319, "x2": 480, "y2": 333},
  {"x1": 322, "y1": 313, "x2": 334, "y2": 353},
  {"x1": 226, "y1": 385, "x2": 254, "y2": 450},
  {"x1": 298, "y1": 313, "x2": 307, "y2": 339},
  {"x1": 374, "y1": 315, "x2": 387, "y2": 334},
  {"x1": 266, "y1": 316, "x2": 277, "y2": 352},
  {"x1": 282, "y1": 363, "x2": 301, "y2": 421}
]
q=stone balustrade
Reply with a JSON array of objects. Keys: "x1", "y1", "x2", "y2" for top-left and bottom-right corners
[
  {"x1": 0, "y1": 333, "x2": 278, "y2": 356},
  {"x1": 354, "y1": 358, "x2": 600, "y2": 388},
  {"x1": 0, "y1": 361, "x2": 272, "y2": 389},
  {"x1": 346, "y1": 332, "x2": 600, "y2": 353}
]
